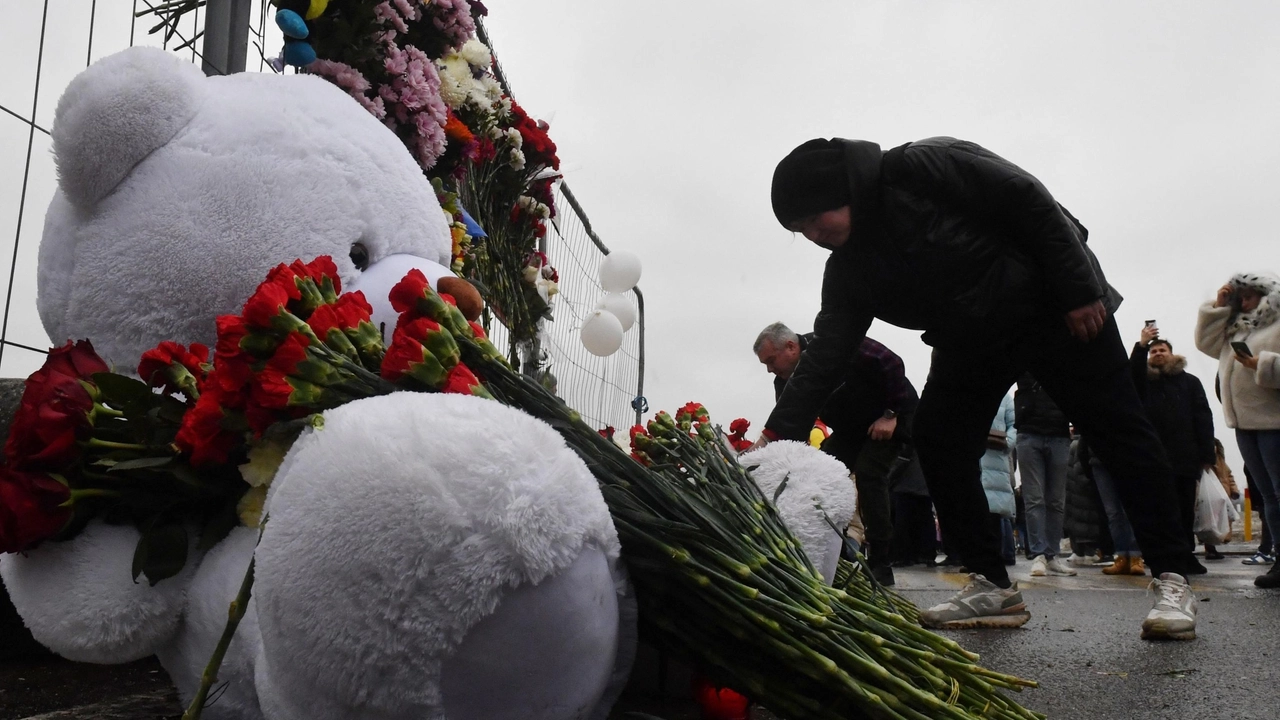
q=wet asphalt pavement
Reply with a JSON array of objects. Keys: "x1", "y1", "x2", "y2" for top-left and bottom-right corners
[{"x1": 894, "y1": 552, "x2": 1279, "y2": 720}]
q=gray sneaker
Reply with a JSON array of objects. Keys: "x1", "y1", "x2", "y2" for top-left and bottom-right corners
[
  {"x1": 1140, "y1": 573, "x2": 1197, "y2": 641},
  {"x1": 919, "y1": 573, "x2": 1032, "y2": 629}
]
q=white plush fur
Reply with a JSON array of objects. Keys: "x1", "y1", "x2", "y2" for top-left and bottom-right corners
[
  {"x1": 740, "y1": 441, "x2": 857, "y2": 583},
  {"x1": 0, "y1": 521, "x2": 196, "y2": 664},
  {"x1": 39, "y1": 47, "x2": 453, "y2": 370},
  {"x1": 8, "y1": 46, "x2": 634, "y2": 720},
  {"x1": 252, "y1": 393, "x2": 622, "y2": 719}
]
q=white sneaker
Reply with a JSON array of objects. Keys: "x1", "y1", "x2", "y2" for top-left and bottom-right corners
[
  {"x1": 1067, "y1": 552, "x2": 1099, "y2": 568},
  {"x1": 1045, "y1": 557, "x2": 1078, "y2": 576},
  {"x1": 1141, "y1": 573, "x2": 1197, "y2": 641},
  {"x1": 1029, "y1": 555, "x2": 1048, "y2": 576},
  {"x1": 919, "y1": 574, "x2": 1032, "y2": 629}
]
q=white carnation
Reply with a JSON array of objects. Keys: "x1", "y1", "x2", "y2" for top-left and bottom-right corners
[
  {"x1": 510, "y1": 148, "x2": 526, "y2": 170},
  {"x1": 506, "y1": 126, "x2": 523, "y2": 149}
]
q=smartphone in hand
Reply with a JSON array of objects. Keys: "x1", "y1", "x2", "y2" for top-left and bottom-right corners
[{"x1": 1231, "y1": 341, "x2": 1253, "y2": 358}]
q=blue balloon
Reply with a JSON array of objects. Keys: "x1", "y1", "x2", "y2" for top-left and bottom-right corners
[
  {"x1": 459, "y1": 208, "x2": 488, "y2": 239},
  {"x1": 283, "y1": 39, "x2": 317, "y2": 67},
  {"x1": 275, "y1": 9, "x2": 310, "y2": 39}
]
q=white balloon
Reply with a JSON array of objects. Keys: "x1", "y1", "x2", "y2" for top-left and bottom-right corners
[
  {"x1": 597, "y1": 293, "x2": 636, "y2": 332},
  {"x1": 598, "y1": 251, "x2": 642, "y2": 293},
  {"x1": 580, "y1": 310, "x2": 624, "y2": 357}
]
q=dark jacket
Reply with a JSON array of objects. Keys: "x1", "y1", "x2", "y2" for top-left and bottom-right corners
[
  {"x1": 1063, "y1": 437, "x2": 1108, "y2": 548},
  {"x1": 1131, "y1": 346, "x2": 1215, "y2": 477},
  {"x1": 775, "y1": 334, "x2": 918, "y2": 437},
  {"x1": 767, "y1": 137, "x2": 1121, "y2": 440},
  {"x1": 1014, "y1": 372, "x2": 1071, "y2": 437}
]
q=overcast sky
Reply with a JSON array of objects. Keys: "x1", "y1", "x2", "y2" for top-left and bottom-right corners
[{"x1": 2, "y1": 1, "x2": 1277, "y2": 474}]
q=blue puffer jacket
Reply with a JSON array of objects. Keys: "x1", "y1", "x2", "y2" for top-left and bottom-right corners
[{"x1": 981, "y1": 394, "x2": 1017, "y2": 518}]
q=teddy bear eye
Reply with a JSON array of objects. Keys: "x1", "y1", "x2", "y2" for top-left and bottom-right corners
[{"x1": 349, "y1": 242, "x2": 370, "y2": 271}]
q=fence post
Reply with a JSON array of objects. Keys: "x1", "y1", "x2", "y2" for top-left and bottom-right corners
[{"x1": 201, "y1": 0, "x2": 252, "y2": 76}]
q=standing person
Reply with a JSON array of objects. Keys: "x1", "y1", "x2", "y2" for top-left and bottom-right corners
[
  {"x1": 757, "y1": 136, "x2": 1198, "y2": 639},
  {"x1": 1132, "y1": 326, "x2": 1217, "y2": 569},
  {"x1": 889, "y1": 451, "x2": 939, "y2": 567},
  {"x1": 1014, "y1": 373, "x2": 1076, "y2": 577},
  {"x1": 1243, "y1": 466, "x2": 1275, "y2": 565},
  {"x1": 1204, "y1": 438, "x2": 1241, "y2": 560},
  {"x1": 1196, "y1": 272, "x2": 1280, "y2": 588},
  {"x1": 1063, "y1": 434, "x2": 1114, "y2": 567},
  {"x1": 753, "y1": 322, "x2": 918, "y2": 585},
  {"x1": 982, "y1": 394, "x2": 1019, "y2": 566}
]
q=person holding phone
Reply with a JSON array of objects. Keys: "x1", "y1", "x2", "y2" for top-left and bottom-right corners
[{"x1": 1196, "y1": 272, "x2": 1280, "y2": 588}]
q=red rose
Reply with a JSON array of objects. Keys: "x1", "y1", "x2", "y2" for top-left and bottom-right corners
[
  {"x1": 41, "y1": 339, "x2": 109, "y2": 380},
  {"x1": 5, "y1": 341, "x2": 108, "y2": 472},
  {"x1": 138, "y1": 341, "x2": 209, "y2": 396},
  {"x1": 175, "y1": 384, "x2": 242, "y2": 466},
  {"x1": 0, "y1": 467, "x2": 72, "y2": 553}
]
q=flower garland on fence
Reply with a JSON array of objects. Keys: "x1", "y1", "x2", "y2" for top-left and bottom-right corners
[{"x1": 267, "y1": 0, "x2": 560, "y2": 346}]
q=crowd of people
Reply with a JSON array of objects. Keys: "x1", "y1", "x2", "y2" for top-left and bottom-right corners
[{"x1": 750, "y1": 134, "x2": 1280, "y2": 642}]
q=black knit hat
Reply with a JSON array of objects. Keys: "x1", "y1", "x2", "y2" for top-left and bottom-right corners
[{"x1": 770, "y1": 138, "x2": 850, "y2": 228}]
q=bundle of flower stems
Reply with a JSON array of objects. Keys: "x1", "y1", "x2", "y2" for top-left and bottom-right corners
[
  {"x1": 833, "y1": 558, "x2": 919, "y2": 625},
  {"x1": 454, "y1": 341, "x2": 1042, "y2": 720}
]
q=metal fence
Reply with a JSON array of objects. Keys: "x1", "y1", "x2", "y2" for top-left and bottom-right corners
[{"x1": 0, "y1": 0, "x2": 644, "y2": 430}]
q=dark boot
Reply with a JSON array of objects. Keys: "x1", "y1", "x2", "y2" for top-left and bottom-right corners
[
  {"x1": 872, "y1": 565, "x2": 896, "y2": 586},
  {"x1": 1255, "y1": 563, "x2": 1280, "y2": 589}
]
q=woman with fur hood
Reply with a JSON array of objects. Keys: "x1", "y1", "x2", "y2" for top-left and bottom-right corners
[{"x1": 1196, "y1": 272, "x2": 1280, "y2": 589}]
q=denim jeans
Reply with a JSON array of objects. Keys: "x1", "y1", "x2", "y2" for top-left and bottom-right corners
[
  {"x1": 1091, "y1": 457, "x2": 1141, "y2": 557},
  {"x1": 1237, "y1": 429, "x2": 1280, "y2": 556},
  {"x1": 1017, "y1": 433, "x2": 1072, "y2": 558}
]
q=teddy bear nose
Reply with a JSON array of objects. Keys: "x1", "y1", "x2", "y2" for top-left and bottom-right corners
[{"x1": 349, "y1": 242, "x2": 370, "y2": 271}]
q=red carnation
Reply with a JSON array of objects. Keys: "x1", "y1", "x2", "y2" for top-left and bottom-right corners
[
  {"x1": 138, "y1": 341, "x2": 208, "y2": 397},
  {"x1": 242, "y1": 281, "x2": 293, "y2": 330},
  {"x1": 389, "y1": 269, "x2": 431, "y2": 315},
  {"x1": 441, "y1": 363, "x2": 484, "y2": 396},
  {"x1": 5, "y1": 340, "x2": 108, "y2": 472},
  {"x1": 175, "y1": 384, "x2": 242, "y2": 466},
  {"x1": 308, "y1": 292, "x2": 373, "y2": 338},
  {"x1": 468, "y1": 321, "x2": 487, "y2": 339},
  {"x1": 730, "y1": 418, "x2": 750, "y2": 436},
  {"x1": 0, "y1": 467, "x2": 72, "y2": 553}
]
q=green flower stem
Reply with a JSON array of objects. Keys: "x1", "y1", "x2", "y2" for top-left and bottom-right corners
[
  {"x1": 86, "y1": 438, "x2": 149, "y2": 451},
  {"x1": 182, "y1": 515, "x2": 265, "y2": 720},
  {"x1": 63, "y1": 488, "x2": 121, "y2": 505},
  {"x1": 92, "y1": 403, "x2": 124, "y2": 418}
]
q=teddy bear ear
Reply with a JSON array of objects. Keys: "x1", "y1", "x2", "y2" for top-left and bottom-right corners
[{"x1": 51, "y1": 47, "x2": 205, "y2": 209}]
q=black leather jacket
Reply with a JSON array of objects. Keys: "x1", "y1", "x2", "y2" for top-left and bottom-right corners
[{"x1": 767, "y1": 137, "x2": 1121, "y2": 441}]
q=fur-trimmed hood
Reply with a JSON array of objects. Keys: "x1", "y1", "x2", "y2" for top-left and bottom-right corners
[
  {"x1": 1147, "y1": 353, "x2": 1187, "y2": 378},
  {"x1": 1227, "y1": 272, "x2": 1280, "y2": 334}
]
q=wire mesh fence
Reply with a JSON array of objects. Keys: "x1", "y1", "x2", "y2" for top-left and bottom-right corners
[{"x1": 0, "y1": 1, "x2": 644, "y2": 429}]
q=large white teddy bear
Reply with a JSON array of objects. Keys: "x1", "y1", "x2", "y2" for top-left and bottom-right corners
[{"x1": 2, "y1": 47, "x2": 634, "y2": 720}]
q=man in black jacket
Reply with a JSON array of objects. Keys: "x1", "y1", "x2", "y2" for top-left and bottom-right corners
[
  {"x1": 1133, "y1": 327, "x2": 1217, "y2": 565},
  {"x1": 756, "y1": 137, "x2": 1198, "y2": 640},
  {"x1": 753, "y1": 322, "x2": 918, "y2": 585}
]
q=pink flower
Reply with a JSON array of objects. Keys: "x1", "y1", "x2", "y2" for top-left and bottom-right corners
[
  {"x1": 427, "y1": 0, "x2": 477, "y2": 51},
  {"x1": 374, "y1": 1, "x2": 410, "y2": 34}
]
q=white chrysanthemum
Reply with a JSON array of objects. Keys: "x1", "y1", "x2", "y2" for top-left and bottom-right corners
[
  {"x1": 478, "y1": 75, "x2": 504, "y2": 103},
  {"x1": 459, "y1": 39, "x2": 493, "y2": 68},
  {"x1": 435, "y1": 56, "x2": 470, "y2": 109}
]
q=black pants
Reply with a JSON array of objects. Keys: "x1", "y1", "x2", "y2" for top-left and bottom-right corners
[
  {"x1": 913, "y1": 316, "x2": 1193, "y2": 587},
  {"x1": 821, "y1": 429, "x2": 903, "y2": 569},
  {"x1": 891, "y1": 492, "x2": 937, "y2": 563},
  {"x1": 1174, "y1": 473, "x2": 1199, "y2": 549}
]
